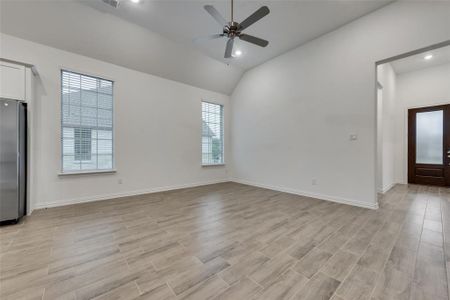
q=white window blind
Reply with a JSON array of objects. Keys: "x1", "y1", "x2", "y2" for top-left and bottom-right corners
[
  {"x1": 202, "y1": 101, "x2": 224, "y2": 165},
  {"x1": 61, "y1": 70, "x2": 114, "y2": 172}
]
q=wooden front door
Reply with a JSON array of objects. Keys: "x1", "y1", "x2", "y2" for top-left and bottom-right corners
[{"x1": 408, "y1": 104, "x2": 450, "y2": 186}]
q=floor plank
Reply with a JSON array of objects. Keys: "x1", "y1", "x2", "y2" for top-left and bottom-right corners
[{"x1": 0, "y1": 182, "x2": 449, "y2": 300}]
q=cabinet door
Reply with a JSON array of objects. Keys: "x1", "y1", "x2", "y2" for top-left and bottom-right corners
[{"x1": 0, "y1": 62, "x2": 26, "y2": 101}]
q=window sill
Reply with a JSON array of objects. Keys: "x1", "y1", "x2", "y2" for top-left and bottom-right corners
[
  {"x1": 202, "y1": 164, "x2": 225, "y2": 167},
  {"x1": 58, "y1": 169, "x2": 117, "y2": 176}
]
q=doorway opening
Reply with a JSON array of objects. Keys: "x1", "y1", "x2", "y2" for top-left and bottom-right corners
[{"x1": 376, "y1": 42, "x2": 450, "y2": 193}]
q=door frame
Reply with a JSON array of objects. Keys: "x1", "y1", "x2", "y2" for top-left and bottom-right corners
[
  {"x1": 407, "y1": 104, "x2": 449, "y2": 186},
  {"x1": 403, "y1": 102, "x2": 450, "y2": 184}
]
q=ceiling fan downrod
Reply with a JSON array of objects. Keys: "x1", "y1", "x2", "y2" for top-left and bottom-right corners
[{"x1": 231, "y1": 0, "x2": 234, "y2": 23}]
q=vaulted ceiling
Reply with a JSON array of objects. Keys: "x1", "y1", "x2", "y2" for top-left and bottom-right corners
[
  {"x1": 0, "y1": 0, "x2": 392, "y2": 94},
  {"x1": 83, "y1": 0, "x2": 391, "y2": 70}
]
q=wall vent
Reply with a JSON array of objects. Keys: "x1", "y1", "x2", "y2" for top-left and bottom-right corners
[{"x1": 102, "y1": 0, "x2": 120, "y2": 8}]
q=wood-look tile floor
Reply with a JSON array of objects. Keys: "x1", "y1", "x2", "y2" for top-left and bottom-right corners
[{"x1": 1, "y1": 182, "x2": 449, "y2": 300}]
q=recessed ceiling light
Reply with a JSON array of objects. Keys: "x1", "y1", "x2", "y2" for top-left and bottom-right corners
[
  {"x1": 233, "y1": 50, "x2": 242, "y2": 57},
  {"x1": 424, "y1": 54, "x2": 433, "y2": 60},
  {"x1": 130, "y1": 0, "x2": 140, "y2": 3}
]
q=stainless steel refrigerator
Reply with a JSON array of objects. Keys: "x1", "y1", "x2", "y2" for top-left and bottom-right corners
[{"x1": 0, "y1": 98, "x2": 27, "y2": 223}]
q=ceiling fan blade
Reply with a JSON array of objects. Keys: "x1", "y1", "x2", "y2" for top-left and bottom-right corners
[
  {"x1": 224, "y1": 38, "x2": 234, "y2": 58},
  {"x1": 204, "y1": 5, "x2": 227, "y2": 27},
  {"x1": 193, "y1": 34, "x2": 224, "y2": 43},
  {"x1": 239, "y1": 34, "x2": 269, "y2": 47},
  {"x1": 239, "y1": 6, "x2": 270, "y2": 31}
]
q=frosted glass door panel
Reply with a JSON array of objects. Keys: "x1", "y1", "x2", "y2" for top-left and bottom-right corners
[{"x1": 416, "y1": 110, "x2": 443, "y2": 164}]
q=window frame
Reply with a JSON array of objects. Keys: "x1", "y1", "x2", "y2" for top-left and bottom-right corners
[
  {"x1": 201, "y1": 100, "x2": 225, "y2": 166},
  {"x1": 59, "y1": 69, "x2": 115, "y2": 175}
]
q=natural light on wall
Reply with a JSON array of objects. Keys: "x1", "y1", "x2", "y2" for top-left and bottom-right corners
[
  {"x1": 202, "y1": 101, "x2": 224, "y2": 165},
  {"x1": 61, "y1": 70, "x2": 114, "y2": 173}
]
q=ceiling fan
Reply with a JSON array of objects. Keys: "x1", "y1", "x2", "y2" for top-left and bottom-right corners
[{"x1": 200, "y1": 0, "x2": 270, "y2": 58}]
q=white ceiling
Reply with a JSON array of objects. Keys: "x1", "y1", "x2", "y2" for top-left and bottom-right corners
[
  {"x1": 82, "y1": 0, "x2": 392, "y2": 70},
  {"x1": 0, "y1": 0, "x2": 244, "y2": 95},
  {"x1": 390, "y1": 45, "x2": 450, "y2": 74},
  {"x1": 0, "y1": 0, "x2": 392, "y2": 94}
]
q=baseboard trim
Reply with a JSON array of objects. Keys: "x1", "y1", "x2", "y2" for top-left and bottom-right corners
[
  {"x1": 380, "y1": 182, "x2": 396, "y2": 194},
  {"x1": 34, "y1": 178, "x2": 379, "y2": 210},
  {"x1": 232, "y1": 179, "x2": 379, "y2": 210},
  {"x1": 33, "y1": 179, "x2": 230, "y2": 210}
]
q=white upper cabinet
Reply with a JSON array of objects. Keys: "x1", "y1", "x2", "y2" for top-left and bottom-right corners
[{"x1": 0, "y1": 61, "x2": 26, "y2": 101}]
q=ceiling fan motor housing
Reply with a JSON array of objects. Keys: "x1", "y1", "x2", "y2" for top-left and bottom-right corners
[{"x1": 224, "y1": 22, "x2": 241, "y2": 38}]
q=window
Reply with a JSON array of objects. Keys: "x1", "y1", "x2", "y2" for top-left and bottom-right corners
[
  {"x1": 416, "y1": 110, "x2": 443, "y2": 164},
  {"x1": 61, "y1": 70, "x2": 114, "y2": 173},
  {"x1": 74, "y1": 128, "x2": 92, "y2": 161},
  {"x1": 202, "y1": 101, "x2": 224, "y2": 165}
]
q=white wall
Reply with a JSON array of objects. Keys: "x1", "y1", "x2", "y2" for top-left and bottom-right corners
[
  {"x1": 395, "y1": 63, "x2": 450, "y2": 184},
  {"x1": 376, "y1": 85, "x2": 383, "y2": 192},
  {"x1": 377, "y1": 63, "x2": 397, "y2": 193},
  {"x1": 231, "y1": 2, "x2": 450, "y2": 209},
  {"x1": 0, "y1": 33, "x2": 231, "y2": 209}
]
